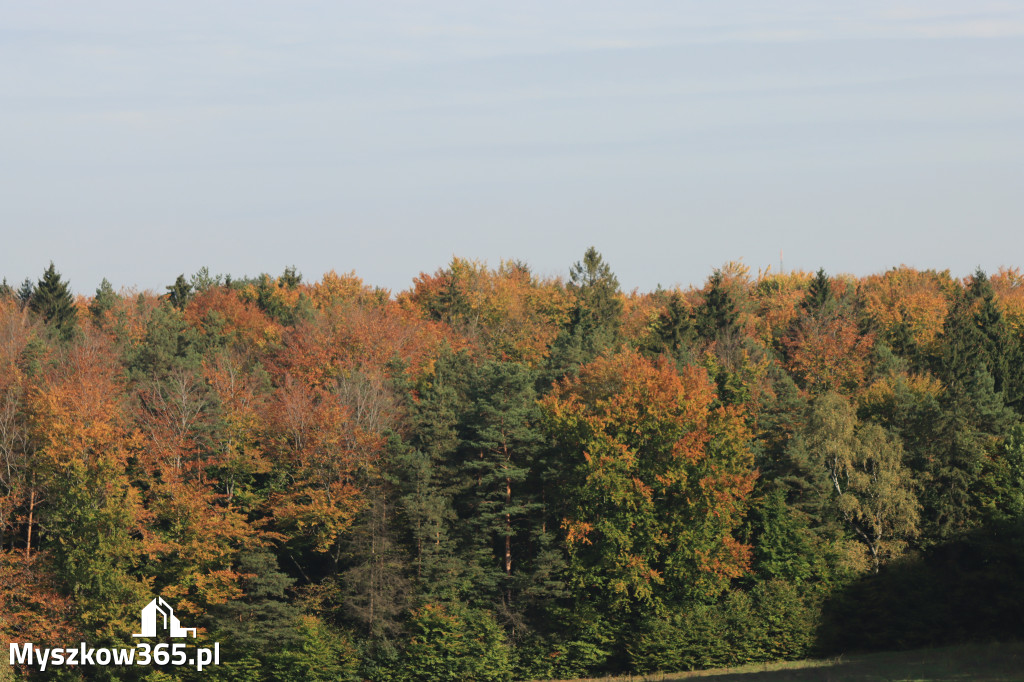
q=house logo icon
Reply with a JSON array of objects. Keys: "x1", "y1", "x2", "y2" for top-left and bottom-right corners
[{"x1": 133, "y1": 597, "x2": 197, "y2": 638}]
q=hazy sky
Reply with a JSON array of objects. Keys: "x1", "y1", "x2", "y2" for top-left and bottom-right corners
[{"x1": 2, "y1": 1, "x2": 1022, "y2": 294}]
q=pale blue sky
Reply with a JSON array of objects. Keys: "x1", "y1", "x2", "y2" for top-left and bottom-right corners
[{"x1": 2, "y1": 2, "x2": 1022, "y2": 294}]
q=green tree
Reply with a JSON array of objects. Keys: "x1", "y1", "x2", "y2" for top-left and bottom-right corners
[
  {"x1": 456, "y1": 360, "x2": 543, "y2": 604},
  {"x1": 204, "y1": 551, "x2": 303, "y2": 663},
  {"x1": 394, "y1": 602, "x2": 512, "y2": 682},
  {"x1": 923, "y1": 277, "x2": 1019, "y2": 539},
  {"x1": 394, "y1": 351, "x2": 468, "y2": 600},
  {"x1": 696, "y1": 270, "x2": 740, "y2": 341},
  {"x1": 166, "y1": 274, "x2": 193, "y2": 310},
  {"x1": 801, "y1": 268, "x2": 835, "y2": 315},
  {"x1": 16, "y1": 277, "x2": 34, "y2": 309},
  {"x1": 546, "y1": 247, "x2": 623, "y2": 378},
  {"x1": 790, "y1": 393, "x2": 920, "y2": 571},
  {"x1": 90, "y1": 278, "x2": 118, "y2": 322},
  {"x1": 30, "y1": 263, "x2": 77, "y2": 340}
]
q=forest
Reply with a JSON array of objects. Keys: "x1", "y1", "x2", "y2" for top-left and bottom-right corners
[{"x1": 2, "y1": 249, "x2": 1024, "y2": 680}]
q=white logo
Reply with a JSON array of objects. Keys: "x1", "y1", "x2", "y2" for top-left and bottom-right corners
[
  {"x1": 133, "y1": 597, "x2": 197, "y2": 639},
  {"x1": 10, "y1": 596, "x2": 219, "y2": 672}
]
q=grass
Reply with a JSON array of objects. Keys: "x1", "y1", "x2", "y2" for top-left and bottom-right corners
[{"x1": 546, "y1": 641, "x2": 1024, "y2": 681}]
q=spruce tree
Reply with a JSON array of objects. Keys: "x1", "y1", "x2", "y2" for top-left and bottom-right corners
[
  {"x1": 16, "y1": 277, "x2": 34, "y2": 308},
  {"x1": 696, "y1": 270, "x2": 739, "y2": 340},
  {"x1": 546, "y1": 247, "x2": 623, "y2": 379},
  {"x1": 923, "y1": 278, "x2": 1019, "y2": 540},
  {"x1": 89, "y1": 278, "x2": 117, "y2": 321},
  {"x1": 456, "y1": 360, "x2": 544, "y2": 606},
  {"x1": 29, "y1": 263, "x2": 77, "y2": 340},
  {"x1": 166, "y1": 273, "x2": 192, "y2": 310},
  {"x1": 395, "y1": 350, "x2": 469, "y2": 600},
  {"x1": 801, "y1": 268, "x2": 834, "y2": 315}
]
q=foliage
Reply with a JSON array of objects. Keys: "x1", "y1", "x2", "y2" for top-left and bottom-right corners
[{"x1": 2, "y1": 259, "x2": 1022, "y2": 679}]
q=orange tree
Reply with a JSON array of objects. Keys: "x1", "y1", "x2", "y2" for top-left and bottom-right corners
[{"x1": 540, "y1": 349, "x2": 756, "y2": 622}]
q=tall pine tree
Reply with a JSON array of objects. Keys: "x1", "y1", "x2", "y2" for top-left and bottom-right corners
[{"x1": 29, "y1": 263, "x2": 77, "y2": 340}]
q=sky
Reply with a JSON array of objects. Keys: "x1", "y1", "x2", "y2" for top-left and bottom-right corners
[{"x1": 2, "y1": 1, "x2": 1023, "y2": 295}]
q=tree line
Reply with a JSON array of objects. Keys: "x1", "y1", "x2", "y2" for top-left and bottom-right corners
[{"x1": 2, "y1": 251, "x2": 1024, "y2": 680}]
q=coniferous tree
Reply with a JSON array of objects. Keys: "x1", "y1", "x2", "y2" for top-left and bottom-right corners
[
  {"x1": 801, "y1": 268, "x2": 834, "y2": 315},
  {"x1": 924, "y1": 278, "x2": 1019, "y2": 539},
  {"x1": 696, "y1": 270, "x2": 739, "y2": 341},
  {"x1": 205, "y1": 550, "x2": 305, "y2": 674},
  {"x1": 395, "y1": 351, "x2": 469, "y2": 601},
  {"x1": 89, "y1": 278, "x2": 117, "y2": 322},
  {"x1": 29, "y1": 263, "x2": 77, "y2": 340},
  {"x1": 640, "y1": 291, "x2": 697, "y2": 367},
  {"x1": 166, "y1": 273, "x2": 192, "y2": 310},
  {"x1": 16, "y1": 277, "x2": 34, "y2": 309},
  {"x1": 456, "y1": 360, "x2": 544, "y2": 609},
  {"x1": 546, "y1": 247, "x2": 623, "y2": 380}
]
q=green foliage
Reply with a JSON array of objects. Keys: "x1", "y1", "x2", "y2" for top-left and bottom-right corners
[
  {"x1": 17, "y1": 276, "x2": 35, "y2": 308},
  {"x1": 43, "y1": 459, "x2": 150, "y2": 640},
  {"x1": 267, "y1": 616, "x2": 362, "y2": 681},
  {"x1": 394, "y1": 602, "x2": 513, "y2": 682},
  {"x1": 785, "y1": 393, "x2": 919, "y2": 570},
  {"x1": 631, "y1": 581, "x2": 816, "y2": 673},
  {"x1": 204, "y1": 551, "x2": 303, "y2": 661},
  {"x1": 30, "y1": 263, "x2": 78, "y2": 340},
  {"x1": 697, "y1": 270, "x2": 740, "y2": 340},
  {"x1": 546, "y1": 247, "x2": 623, "y2": 377},
  {"x1": 638, "y1": 290, "x2": 699, "y2": 375},
  {"x1": 5, "y1": 258, "x2": 1024, "y2": 680},
  {"x1": 801, "y1": 268, "x2": 834, "y2": 315},
  {"x1": 166, "y1": 274, "x2": 192, "y2": 310},
  {"x1": 90, "y1": 278, "x2": 118, "y2": 321}
]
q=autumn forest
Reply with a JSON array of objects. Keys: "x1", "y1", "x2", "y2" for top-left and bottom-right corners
[{"x1": 3, "y1": 250, "x2": 1024, "y2": 680}]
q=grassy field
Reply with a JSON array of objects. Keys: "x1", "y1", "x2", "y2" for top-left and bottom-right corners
[{"x1": 548, "y1": 641, "x2": 1024, "y2": 681}]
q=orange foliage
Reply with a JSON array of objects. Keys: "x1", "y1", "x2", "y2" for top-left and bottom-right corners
[
  {"x1": 309, "y1": 270, "x2": 385, "y2": 310},
  {"x1": 27, "y1": 332, "x2": 136, "y2": 473},
  {"x1": 991, "y1": 267, "x2": 1024, "y2": 334},
  {"x1": 621, "y1": 291, "x2": 665, "y2": 345},
  {"x1": 272, "y1": 300, "x2": 463, "y2": 388},
  {"x1": 0, "y1": 552, "x2": 75, "y2": 644},
  {"x1": 752, "y1": 271, "x2": 814, "y2": 340},
  {"x1": 402, "y1": 258, "x2": 571, "y2": 366},
  {"x1": 266, "y1": 379, "x2": 381, "y2": 553},
  {"x1": 185, "y1": 287, "x2": 283, "y2": 349},
  {"x1": 543, "y1": 350, "x2": 755, "y2": 603},
  {"x1": 783, "y1": 314, "x2": 874, "y2": 393},
  {"x1": 860, "y1": 267, "x2": 951, "y2": 352}
]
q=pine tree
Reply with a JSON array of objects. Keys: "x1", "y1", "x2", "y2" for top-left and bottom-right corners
[
  {"x1": 166, "y1": 273, "x2": 192, "y2": 310},
  {"x1": 205, "y1": 550, "x2": 304, "y2": 665},
  {"x1": 801, "y1": 268, "x2": 834, "y2": 315},
  {"x1": 456, "y1": 360, "x2": 544, "y2": 606},
  {"x1": 29, "y1": 263, "x2": 77, "y2": 340},
  {"x1": 546, "y1": 247, "x2": 623, "y2": 379},
  {"x1": 696, "y1": 270, "x2": 739, "y2": 340},
  {"x1": 89, "y1": 278, "x2": 117, "y2": 321},
  {"x1": 924, "y1": 277, "x2": 1018, "y2": 539},
  {"x1": 640, "y1": 291, "x2": 697, "y2": 366},
  {"x1": 280, "y1": 265, "x2": 303, "y2": 288},
  {"x1": 16, "y1": 277, "x2": 34, "y2": 309},
  {"x1": 394, "y1": 351, "x2": 469, "y2": 600}
]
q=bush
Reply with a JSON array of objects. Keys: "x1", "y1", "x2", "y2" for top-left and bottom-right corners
[{"x1": 393, "y1": 602, "x2": 512, "y2": 681}]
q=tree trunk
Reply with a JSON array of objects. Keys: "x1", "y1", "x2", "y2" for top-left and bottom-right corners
[
  {"x1": 505, "y1": 475, "x2": 512, "y2": 576},
  {"x1": 25, "y1": 481, "x2": 35, "y2": 559}
]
